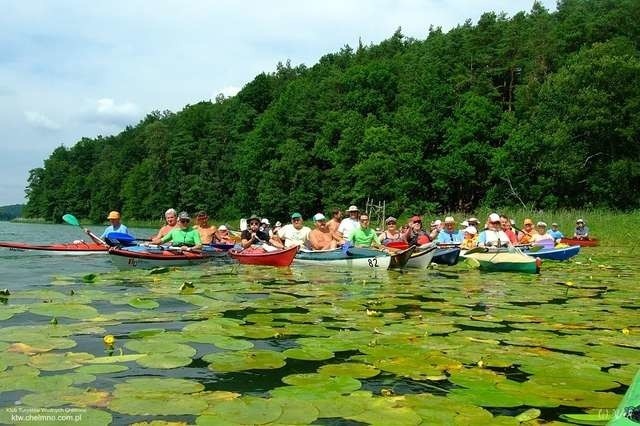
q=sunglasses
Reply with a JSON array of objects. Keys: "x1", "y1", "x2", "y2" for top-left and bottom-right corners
[
  {"x1": 179, "y1": 219, "x2": 190, "y2": 223},
  {"x1": 387, "y1": 222, "x2": 396, "y2": 225},
  {"x1": 249, "y1": 221, "x2": 260, "y2": 226}
]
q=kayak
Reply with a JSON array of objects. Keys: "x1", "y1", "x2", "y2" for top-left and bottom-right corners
[
  {"x1": 461, "y1": 249, "x2": 541, "y2": 274},
  {"x1": 610, "y1": 368, "x2": 640, "y2": 425},
  {"x1": 295, "y1": 247, "x2": 392, "y2": 269},
  {"x1": 229, "y1": 245, "x2": 299, "y2": 267},
  {"x1": 560, "y1": 237, "x2": 599, "y2": 247},
  {"x1": 432, "y1": 247, "x2": 461, "y2": 266},
  {"x1": 405, "y1": 244, "x2": 438, "y2": 269},
  {"x1": 523, "y1": 245, "x2": 580, "y2": 261},
  {"x1": 109, "y1": 245, "x2": 226, "y2": 269},
  {"x1": 0, "y1": 241, "x2": 107, "y2": 255}
]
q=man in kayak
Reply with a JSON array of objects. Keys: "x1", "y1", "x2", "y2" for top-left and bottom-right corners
[
  {"x1": 405, "y1": 215, "x2": 431, "y2": 246},
  {"x1": 337, "y1": 205, "x2": 360, "y2": 242},
  {"x1": 240, "y1": 215, "x2": 283, "y2": 250},
  {"x1": 193, "y1": 211, "x2": 217, "y2": 244},
  {"x1": 278, "y1": 212, "x2": 311, "y2": 248},
  {"x1": 478, "y1": 213, "x2": 512, "y2": 248},
  {"x1": 308, "y1": 213, "x2": 339, "y2": 250},
  {"x1": 152, "y1": 211, "x2": 202, "y2": 251},
  {"x1": 436, "y1": 216, "x2": 463, "y2": 245},
  {"x1": 549, "y1": 222, "x2": 564, "y2": 241},
  {"x1": 350, "y1": 214, "x2": 382, "y2": 249},
  {"x1": 156, "y1": 208, "x2": 178, "y2": 239},
  {"x1": 85, "y1": 210, "x2": 130, "y2": 245},
  {"x1": 574, "y1": 219, "x2": 590, "y2": 240}
]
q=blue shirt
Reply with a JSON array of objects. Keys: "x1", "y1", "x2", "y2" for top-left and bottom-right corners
[
  {"x1": 549, "y1": 229, "x2": 564, "y2": 240},
  {"x1": 436, "y1": 229, "x2": 463, "y2": 244},
  {"x1": 101, "y1": 224, "x2": 129, "y2": 239}
]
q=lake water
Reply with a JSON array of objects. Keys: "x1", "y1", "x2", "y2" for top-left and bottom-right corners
[{"x1": 0, "y1": 222, "x2": 638, "y2": 425}]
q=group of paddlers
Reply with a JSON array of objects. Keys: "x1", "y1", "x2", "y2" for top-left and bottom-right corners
[{"x1": 85, "y1": 206, "x2": 591, "y2": 252}]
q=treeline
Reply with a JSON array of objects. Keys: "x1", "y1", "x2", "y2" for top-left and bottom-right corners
[
  {"x1": 24, "y1": 0, "x2": 640, "y2": 223},
  {"x1": 0, "y1": 204, "x2": 24, "y2": 221}
]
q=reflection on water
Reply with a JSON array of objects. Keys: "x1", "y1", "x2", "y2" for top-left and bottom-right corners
[{"x1": 0, "y1": 222, "x2": 638, "y2": 424}]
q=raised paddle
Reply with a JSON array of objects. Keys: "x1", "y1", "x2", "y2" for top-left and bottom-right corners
[{"x1": 62, "y1": 214, "x2": 107, "y2": 246}]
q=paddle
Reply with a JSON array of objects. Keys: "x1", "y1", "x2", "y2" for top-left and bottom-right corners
[
  {"x1": 62, "y1": 214, "x2": 107, "y2": 246},
  {"x1": 105, "y1": 232, "x2": 152, "y2": 245},
  {"x1": 464, "y1": 247, "x2": 489, "y2": 255}
]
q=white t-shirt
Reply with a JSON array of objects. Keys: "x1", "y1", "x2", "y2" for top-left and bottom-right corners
[
  {"x1": 277, "y1": 224, "x2": 311, "y2": 248},
  {"x1": 337, "y1": 218, "x2": 360, "y2": 240}
]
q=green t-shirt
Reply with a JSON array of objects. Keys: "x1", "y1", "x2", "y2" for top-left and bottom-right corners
[
  {"x1": 350, "y1": 228, "x2": 381, "y2": 247},
  {"x1": 161, "y1": 227, "x2": 202, "y2": 246}
]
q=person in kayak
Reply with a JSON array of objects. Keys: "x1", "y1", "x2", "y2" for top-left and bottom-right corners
[
  {"x1": 278, "y1": 212, "x2": 311, "y2": 248},
  {"x1": 574, "y1": 219, "x2": 590, "y2": 240},
  {"x1": 404, "y1": 215, "x2": 431, "y2": 246},
  {"x1": 152, "y1": 211, "x2": 202, "y2": 250},
  {"x1": 240, "y1": 215, "x2": 284, "y2": 250},
  {"x1": 436, "y1": 216, "x2": 463, "y2": 245},
  {"x1": 156, "y1": 208, "x2": 178, "y2": 239},
  {"x1": 549, "y1": 222, "x2": 564, "y2": 241},
  {"x1": 193, "y1": 211, "x2": 217, "y2": 244},
  {"x1": 478, "y1": 213, "x2": 512, "y2": 248},
  {"x1": 308, "y1": 213, "x2": 339, "y2": 250},
  {"x1": 350, "y1": 214, "x2": 382, "y2": 249},
  {"x1": 379, "y1": 216, "x2": 406, "y2": 245},
  {"x1": 85, "y1": 210, "x2": 130, "y2": 244}
]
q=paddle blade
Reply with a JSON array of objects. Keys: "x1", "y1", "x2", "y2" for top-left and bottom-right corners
[
  {"x1": 62, "y1": 214, "x2": 80, "y2": 226},
  {"x1": 105, "y1": 232, "x2": 137, "y2": 246}
]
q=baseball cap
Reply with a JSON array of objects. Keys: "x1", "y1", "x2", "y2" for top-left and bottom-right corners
[
  {"x1": 313, "y1": 213, "x2": 326, "y2": 221},
  {"x1": 107, "y1": 211, "x2": 120, "y2": 220}
]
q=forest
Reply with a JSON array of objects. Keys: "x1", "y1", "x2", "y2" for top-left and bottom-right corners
[{"x1": 23, "y1": 0, "x2": 640, "y2": 223}]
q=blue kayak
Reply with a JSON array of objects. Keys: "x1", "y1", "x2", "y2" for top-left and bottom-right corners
[{"x1": 523, "y1": 245, "x2": 580, "y2": 261}]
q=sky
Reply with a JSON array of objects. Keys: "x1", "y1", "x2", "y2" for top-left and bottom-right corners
[{"x1": 0, "y1": 0, "x2": 557, "y2": 206}]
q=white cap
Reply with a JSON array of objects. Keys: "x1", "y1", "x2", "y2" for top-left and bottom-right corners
[
  {"x1": 313, "y1": 213, "x2": 326, "y2": 221},
  {"x1": 275, "y1": 221, "x2": 282, "y2": 227},
  {"x1": 218, "y1": 225, "x2": 228, "y2": 231},
  {"x1": 261, "y1": 218, "x2": 270, "y2": 225},
  {"x1": 489, "y1": 213, "x2": 500, "y2": 222},
  {"x1": 464, "y1": 226, "x2": 477, "y2": 235},
  {"x1": 537, "y1": 221, "x2": 547, "y2": 227},
  {"x1": 444, "y1": 216, "x2": 455, "y2": 223},
  {"x1": 434, "y1": 219, "x2": 442, "y2": 226}
]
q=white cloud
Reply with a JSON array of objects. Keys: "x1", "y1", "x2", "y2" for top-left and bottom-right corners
[
  {"x1": 24, "y1": 111, "x2": 61, "y2": 131},
  {"x1": 82, "y1": 98, "x2": 141, "y2": 127}
]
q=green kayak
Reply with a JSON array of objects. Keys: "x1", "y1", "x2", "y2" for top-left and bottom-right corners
[
  {"x1": 461, "y1": 250, "x2": 541, "y2": 274},
  {"x1": 610, "y1": 368, "x2": 640, "y2": 425}
]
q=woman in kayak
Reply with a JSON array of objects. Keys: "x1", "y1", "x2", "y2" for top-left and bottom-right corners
[{"x1": 151, "y1": 211, "x2": 202, "y2": 250}]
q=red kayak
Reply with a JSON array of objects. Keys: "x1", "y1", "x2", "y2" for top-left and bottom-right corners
[
  {"x1": 560, "y1": 237, "x2": 599, "y2": 247},
  {"x1": 0, "y1": 241, "x2": 107, "y2": 255},
  {"x1": 229, "y1": 245, "x2": 298, "y2": 267},
  {"x1": 108, "y1": 246, "x2": 225, "y2": 269}
]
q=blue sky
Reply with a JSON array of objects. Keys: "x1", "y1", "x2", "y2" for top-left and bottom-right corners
[{"x1": 0, "y1": 0, "x2": 556, "y2": 206}]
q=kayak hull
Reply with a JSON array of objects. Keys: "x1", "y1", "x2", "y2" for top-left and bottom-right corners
[
  {"x1": 524, "y1": 245, "x2": 580, "y2": 261},
  {"x1": 462, "y1": 250, "x2": 540, "y2": 274},
  {"x1": 610, "y1": 368, "x2": 640, "y2": 425},
  {"x1": 0, "y1": 241, "x2": 107, "y2": 255},
  {"x1": 432, "y1": 247, "x2": 461, "y2": 266},
  {"x1": 560, "y1": 237, "x2": 599, "y2": 247},
  {"x1": 229, "y1": 245, "x2": 298, "y2": 267},
  {"x1": 295, "y1": 247, "x2": 392, "y2": 269},
  {"x1": 405, "y1": 245, "x2": 437, "y2": 269},
  {"x1": 109, "y1": 246, "x2": 222, "y2": 269}
]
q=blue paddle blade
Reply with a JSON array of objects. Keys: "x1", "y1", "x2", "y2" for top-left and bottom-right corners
[{"x1": 106, "y1": 232, "x2": 137, "y2": 246}]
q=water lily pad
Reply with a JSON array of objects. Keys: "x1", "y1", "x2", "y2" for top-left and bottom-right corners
[
  {"x1": 204, "y1": 350, "x2": 286, "y2": 372},
  {"x1": 76, "y1": 364, "x2": 128, "y2": 374},
  {"x1": 29, "y1": 303, "x2": 99, "y2": 319},
  {"x1": 0, "y1": 305, "x2": 27, "y2": 320},
  {"x1": 85, "y1": 354, "x2": 147, "y2": 364},
  {"x1": 110, "y1": 393, "x2": 207, "y2": 416},
  {"x1": 283, "y1": 346, "x2": 334, "y2": 361},
  {"x1": 317, "y1": 362, "x2": 380, "y2": 378},
  {"x1": 136, "y1": 353, "x2": 193, "y2": 369},
  {"x1": 128, "y1": 297, "x2": 159, "y2": 309},
  {"x1": 115, "y1": 377, "x2": 204, "y2": 394},
  {"x1": 29, "y1": 352, "x2": 94, "y2": 371},
  {"x1": 212, "y1": 396, "x2": 282, "y2": 425}
]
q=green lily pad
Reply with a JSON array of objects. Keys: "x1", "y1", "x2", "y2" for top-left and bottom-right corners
[
  {"x1": 76, "y1": 364, "x2": 128, "y2": 374},
  {"x1": 128, "y1": 297, "x2": 159, "y2": 309},
  {"x1": 136, "y1": 353, "x2": 193, "y2": 369},
  {"x1": 110, "y1": 393, "x2": 207, "y2": 416},
  {"x1": 29, "y1": 352, "x2": 94, "y2": 371},
  {"x1": 283, "y1": 346, "x2": 334, "y2": 361},
  {"x1": 29, "y1": 303, "x2": 99, "y2": 319},
  {"x1": 212, "y1": 396, "x2": 282, "y2": 424},
  {"x1": 204, "y1": 350, "x2": 286, "y2": 373}
]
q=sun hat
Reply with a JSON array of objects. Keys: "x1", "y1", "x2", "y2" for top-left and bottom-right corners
[
  {"x1": 461, "y1": 220, "x2": 469, "y2": 227},
  {"x1": 291, "y1": 212, "x2": 302, "y2": 219},
  {"x1": 261, "y1": 218, "x2": 270, "y2": 225},
  {"x1": 178, "y1": 211, "x2": 190, "y2": 220},
  {"x1": 313, "y1": 213, "x2": 326, "y2": 222},
  {"x1": 275, "y1": 221, "x2": 281, "y2": 227},
  {"x1": 464, "y1": 226, "x2": 477, "y2": 235},
  {"x1": 468, "y1": 217, "x2": 479, "y2": 223},
  {"x1": 385, "y1": 216, "x2": 397, "y2": 224},
  {"x1": 537, "y1": 221, "x2": 547, "y2": 227},
  {"x1": 576, "y1": 219, "x2": 584, "y2": 223},
  {"x1": 347, "y1": 205, "x2": 359, "y2": 212},
  {"x1": 523, "y1": 218, "x2": 534, "y2": 225},
  {"x1": 551, "y1": 222, "x2": 558, "y2": 227},
  {"x1": 247, "y1": 214, "x2": 260, "y2": 223},
  {"x1": 489, "y1": 213, "x2": 501, "y2": 222},
  {"x1": 107, "y1": 211, "x2": 120, "y2": 220},
  {"x1": 218, "y1": 225, "x2": 228, "y2": 231},
  {"x1": 444, "y1": 216, "x2": 455, "y2": 223}
]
